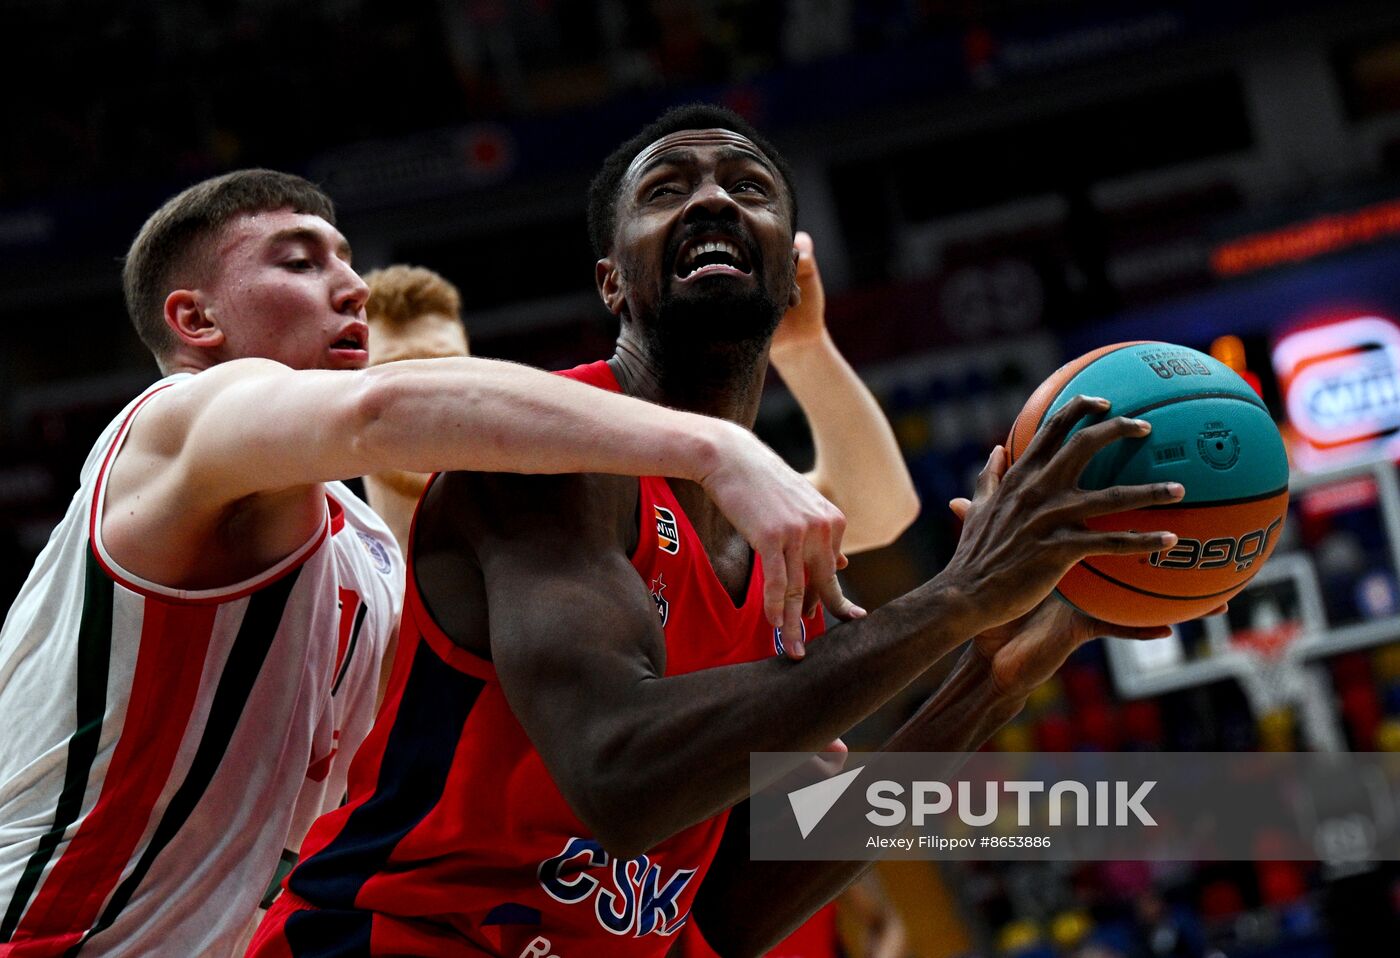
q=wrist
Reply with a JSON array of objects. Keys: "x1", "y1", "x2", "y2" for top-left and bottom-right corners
[
  {"x1": 966, "y1": 642, "x2": 1032, "y2": 716},
  {"x1": 685, "y1": 416, "x2": 742, "y2": 486},
  {"x1": 888, "y1": 645, "x2": 1027, "y2": 751},
  {"x1": 923, "y1": 570, "x2": 990, "y2": 640},
  {"x1": 768, "y1": 327, "x2": 835, "y2": 370},
  {"x1": 968, "y1": 650, "x2": 1030, "y2": 728}
]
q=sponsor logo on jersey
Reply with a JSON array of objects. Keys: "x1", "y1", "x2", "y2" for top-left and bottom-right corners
[
  {"x1": 655, "y1": 506, "x2": 680, "y2": 555},
  {"x1": 355, "y1": 530, "x2": 393, "y2": 574},
  {"x1": 538, "y1": 836, "x2": 695, "y2": 938},
  {"x1": 650, "y1": 573, "x2": 670, "y2": 627},
  {"x1": 1147, "y1": 516, "x2": 1283, "y2": 573},
  {"x1": 774, "y1": 620, "x2": 806, "y2": 657}
]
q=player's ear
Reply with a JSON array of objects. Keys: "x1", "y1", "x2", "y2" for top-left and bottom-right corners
[
  {"x1": 596, "y1": 258, "x2": 626, "y2": 317},
  {"x1": 164, "y1": 288, "x2": 226, "y2": 350}
]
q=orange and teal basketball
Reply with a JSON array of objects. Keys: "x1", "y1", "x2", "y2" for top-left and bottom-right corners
[{"x1": 1008, "y1": 341, "x2": 1290, "y2": 627}]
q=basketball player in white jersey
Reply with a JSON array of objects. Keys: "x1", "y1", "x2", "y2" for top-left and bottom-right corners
[{"x1": 0, "y1": 170, "x2": 860, "y2": 956}]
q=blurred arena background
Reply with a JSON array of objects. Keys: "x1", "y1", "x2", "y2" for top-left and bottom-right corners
[{"x1": 7, "y1": 0, "x2": 1400, "y2": 955}]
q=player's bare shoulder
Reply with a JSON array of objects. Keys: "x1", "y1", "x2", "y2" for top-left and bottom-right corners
[
  {"x1": 116, "y1": 358, "x2": 293, "y2": 461},
  {"x1": 412, "y1": 469, "x2": 641, "y2": 660},
  {"x1": 100, "y1": 357, "x2": 327, "y2": 591}
]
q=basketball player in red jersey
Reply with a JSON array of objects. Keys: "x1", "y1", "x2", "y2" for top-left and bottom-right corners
[
  {"x1": 251, "y1": 106, "x2": 1185, "y2": 956},
  {"x1": 0, "y1": 170, "x2": 857, "y2": 957},
  {"x1": 343, "y1": 245, "x2": 914, "y2": 958}
]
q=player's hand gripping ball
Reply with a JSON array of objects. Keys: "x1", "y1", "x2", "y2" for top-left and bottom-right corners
[{"x1": 1008, "y1": 341, "x2": 1289, "y2": 627}]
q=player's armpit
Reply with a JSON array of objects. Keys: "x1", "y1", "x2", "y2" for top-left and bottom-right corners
[{"x1": 437, "y1": 470, "x2": 677, "y2": 857}]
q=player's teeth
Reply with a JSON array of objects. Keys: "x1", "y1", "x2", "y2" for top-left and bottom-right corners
[{"x1": 686, "y1": 241, "x2": 739, "y2": 265}]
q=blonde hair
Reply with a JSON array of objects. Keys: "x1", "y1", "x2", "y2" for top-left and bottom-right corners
[{"x1": 364, "y1": 265, "x2": 464, "y2": 332}]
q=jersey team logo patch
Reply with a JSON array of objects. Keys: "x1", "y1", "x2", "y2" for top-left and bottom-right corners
[
  {"x1": 355, "y1": 531, "x2": 393, "y2": 574},
  {"x1": 774, "y1": 620, "x2": 806, "y2": 657},
  {"x1": 650, "y1": 573, "x2": 670, "y2": 627},
  {"x1": 655, "y1": 505, "x2": 680, "y2": 554}
]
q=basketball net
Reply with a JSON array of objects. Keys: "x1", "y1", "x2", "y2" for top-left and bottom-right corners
[{"x1": 1230, "y1": 597, "x2": 1341, "y2": 750}]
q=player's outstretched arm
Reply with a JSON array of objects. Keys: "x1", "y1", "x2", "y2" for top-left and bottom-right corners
[
  {"x1": 103, "y1": 355, "x2": 850, "y2": 633},
  {"x1": 768, "y1": 231, "x2": 919, "y2": 553},
  {"x1": 453, "y1": 396, "x2": 1184, "y2": 860},
  {"x1": 691, "y1": 603, "x2": 1173, "y2": 955}
]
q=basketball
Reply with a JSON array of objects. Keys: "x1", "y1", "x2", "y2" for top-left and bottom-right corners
[{"x1": 1007, "y1": 341, "x2": 1290, "y2": 627}]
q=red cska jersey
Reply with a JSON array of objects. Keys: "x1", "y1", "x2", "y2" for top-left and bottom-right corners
[{"x1": 249, "y1": 361, "x2": 824, "y2": 958}]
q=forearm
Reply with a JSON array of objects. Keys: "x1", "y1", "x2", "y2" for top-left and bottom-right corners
[
  {"x1": 769, "y1": 331, "x2": 918, "y2": 551},
  {"x1": 354, "y1": 357, "x2": 734, "y2": 483},
  {"x1": 695, "y1": 649, "x2": 1024, "y2": 956},
  {"x1": 576, "y1": 575, "x2": 979, "y2": 857}
]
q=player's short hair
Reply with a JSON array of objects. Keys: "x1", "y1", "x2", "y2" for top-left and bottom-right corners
[
  {"x1": 122, "y1": 169, "x2": 336, "y2": 361},
  {"x1": 364, "y1": 265, "x2": 465, "y2": 333},
  {"x1": 586, "y1": 103, "x2": 798, "y2": 259}
]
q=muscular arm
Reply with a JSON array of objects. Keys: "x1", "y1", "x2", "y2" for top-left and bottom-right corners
[
  {"x1": 769, "y1": 233, "x2": 919, "y2": 553},
  {"x1": 690, "y1": 501, "x2": 1187, "y2": 955},
  {"x1": 689, "y1": 647, "x2": 1020, "y2": 955},
  {"x1": 103, "y1": 356, "x2": 849, "y2": 633},
  {"x1": 448, "y1": 398, "x2": 1180, "y2": 861},
  {"x1": 417, "y1": 397, "x2": 1180, "y2": 958},
  {"x1": 450, "y1": 468, "x2": 978, "y2": 861},
  {"x1": 123, "y1": 357, "x2": 751, "y2": 503}
]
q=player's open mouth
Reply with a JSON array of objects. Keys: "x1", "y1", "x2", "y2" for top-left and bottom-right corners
[
  {"x1": 674, "y1": 237, "x2": 752, "y2": 280},
  {"x1": 330, "y1": 322, "x2": 369, "y2": 355}
]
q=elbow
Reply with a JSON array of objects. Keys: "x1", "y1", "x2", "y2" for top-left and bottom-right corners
[
  {"x1": 563, "y1": 724, "x2": 688, "y2": 861},
  {"x1": 568, "y1": 773, "x2": 660, "y2": 862},
  {"x1": 889, "y1": 481, "x2": 922, "y2": 539},
  {"x1": 559, "y1": 742, "x2": 663, "y2": 862},
  {"x1": 856, "y1": 481, "x2": 921, "y2": 551}
]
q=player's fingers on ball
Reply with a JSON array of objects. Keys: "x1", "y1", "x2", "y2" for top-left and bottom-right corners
[
  {"x1": 1075, "y1": 529, "x2": 1178, "y2": 558},
  {"x1": 1071, "y1": 482, "x2": 1184, "y2": 519},
  {"x1": 1021, "y1": 395, "x2": 1110, "y2": 465},
  {"x1": 1049, "y1": 415, "x2": 1152, "y2": 483},
  {"x1": 1206, "y1": 603, "x2": 1230, "y2": 616},
  {"x1": 973, "y1": 446, "x2": 1005, "y2": 500},
  {"x1": 1114, "y1": 624, "x2": 1174, "y2": 641}
]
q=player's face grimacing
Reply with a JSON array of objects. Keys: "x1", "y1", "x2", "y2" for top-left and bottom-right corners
[
  {"x1": 200, "y1": 208, "x2": 371, "y2": 371},
  {"x1": 612, "y1": 128, "x2": 799, "y2": 325}
]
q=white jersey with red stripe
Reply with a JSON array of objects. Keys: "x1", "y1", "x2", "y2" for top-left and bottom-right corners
[{"x1": 0, "y1": 374, "x2": 404, "y2": 957}]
